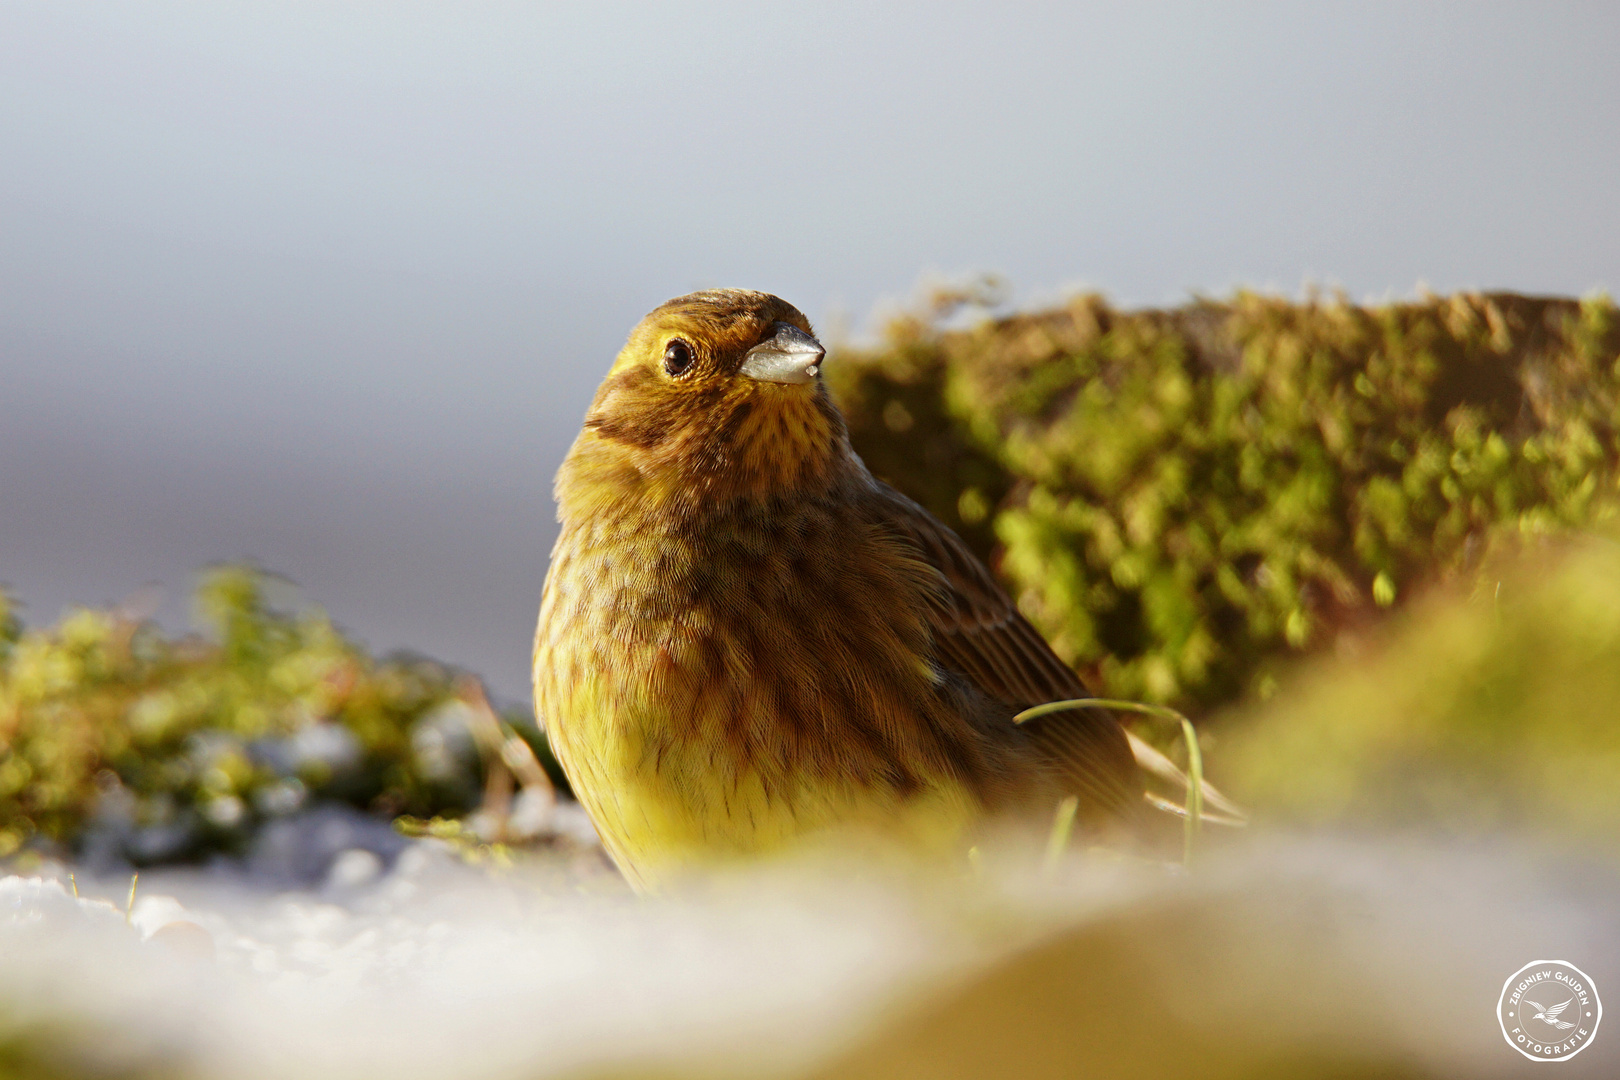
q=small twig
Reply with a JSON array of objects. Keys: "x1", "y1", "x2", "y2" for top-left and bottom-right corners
[
  {"x1": 499, "y1": 728, "x2": 555, "y2": 798},
  {"x1": 125, "y1": 872, "x2": 139, "y2": 925},
  {"x1": 457, "y1": 677, "x2": 555, "y2": 843},
  {"x1": 68, "y1": 872, "x2": 78, "y2": 899}
]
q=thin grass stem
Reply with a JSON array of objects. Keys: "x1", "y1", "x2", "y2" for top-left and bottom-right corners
[
  {"x1": 1043, "y1": 795, "x2": 1080, "y2": 873},
  {"x1": 1016, "y1": 698, "x2": 1204, "y2": 864}
]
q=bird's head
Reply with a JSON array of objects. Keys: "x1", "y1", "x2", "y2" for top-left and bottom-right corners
[{"x1": 564, "y1": 290, "x2": 850, "y2": 512}]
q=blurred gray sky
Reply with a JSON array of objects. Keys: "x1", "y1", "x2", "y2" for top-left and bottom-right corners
[{"x1": 2, "y1": 2, "x2": 1617, "y2": 703}]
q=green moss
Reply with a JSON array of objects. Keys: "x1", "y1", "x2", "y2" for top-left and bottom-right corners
[
  {"x1": 0, "y1": 566, "x2": 562, "y2": 864},
  {"x1": 830, "y1": 289, "x2": 1620, "y2": 713}
]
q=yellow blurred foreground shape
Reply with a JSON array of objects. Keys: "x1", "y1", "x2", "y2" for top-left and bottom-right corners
[{"x1": 1220, "y1": 531, "x2": 1620, "y2": 852}]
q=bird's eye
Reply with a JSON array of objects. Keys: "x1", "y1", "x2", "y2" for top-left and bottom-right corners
[{"x1": 663, "y1": 338, "x2": 694, "y2": 377}]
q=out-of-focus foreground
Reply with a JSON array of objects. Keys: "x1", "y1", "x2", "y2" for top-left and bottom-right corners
[{"x1": 4, "y1": 290, "x2": 1620, "y2": 1078}]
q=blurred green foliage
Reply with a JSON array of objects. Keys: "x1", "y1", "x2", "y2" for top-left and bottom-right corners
[
  {"x1": 0, "y1": 566, "x2": 561, "y2": 864},
  {"x1": 830, "y1": 288, "x2": 1620, "y2": 713},
  {"x1": 1220, "y1": 533, "x2": 1620, "y2": 849}
]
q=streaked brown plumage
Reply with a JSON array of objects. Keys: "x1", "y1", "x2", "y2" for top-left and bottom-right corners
[{"x1": 534, "y1": 290, "x2": 1141, "y2": 888}]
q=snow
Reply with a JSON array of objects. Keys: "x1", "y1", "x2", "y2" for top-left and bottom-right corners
[{"x1": 2, "y1": 828, "x2": 1618, "y2": 1079}]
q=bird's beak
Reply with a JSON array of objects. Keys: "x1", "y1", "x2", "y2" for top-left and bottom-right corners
[{"x1": 739, "y1": 322, "x2": 825, "y2": 385}]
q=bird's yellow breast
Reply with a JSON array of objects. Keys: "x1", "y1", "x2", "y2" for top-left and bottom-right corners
[{"x1": 533, "y1": 450, "x2": 982, "y2": 887}]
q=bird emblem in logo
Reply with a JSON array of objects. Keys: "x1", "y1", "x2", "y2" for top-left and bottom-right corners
[
  {"x1": 1526, "y1": 997, "x2": 1577, "y2": 1030},
  {"x1": 1498, "y1": 960, "x2": 1602, "y2": 1061}
]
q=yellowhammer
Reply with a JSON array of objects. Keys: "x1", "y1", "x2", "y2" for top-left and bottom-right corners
[{"x1": 534, "y1": 289, "x2": 1144, "y2": 889}]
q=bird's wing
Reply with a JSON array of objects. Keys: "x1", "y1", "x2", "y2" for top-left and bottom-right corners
[
  {"x1": 869, "y1": 483, "x2": 1141, "y2": 816},
  {"x1": 1526, "y1": 1001, "x2": 1546, "y2": 1014},
  {"x1": 1546, "y1": 998, "x2": 1574, "y2": 1020},
  {"x1": 869, "y1": 483, "x2": 1088, "y2": 704}
]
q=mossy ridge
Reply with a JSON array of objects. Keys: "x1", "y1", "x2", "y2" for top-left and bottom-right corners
[{"x1": 830, "y1": 289, "x2": 1620, "y2": 714}]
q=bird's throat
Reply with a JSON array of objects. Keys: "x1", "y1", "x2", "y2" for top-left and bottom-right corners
[{"x1": 561, "y1": 384, "x2": 847, "y2": 516}]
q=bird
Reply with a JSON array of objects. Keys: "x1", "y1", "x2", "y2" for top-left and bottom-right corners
[
  {"x1": 533, "y1": 289, "x2": 1145, "y2": 889},
  {"x1": 1527, "y1": 999, "x2": 1576, "y2": 1029}
]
